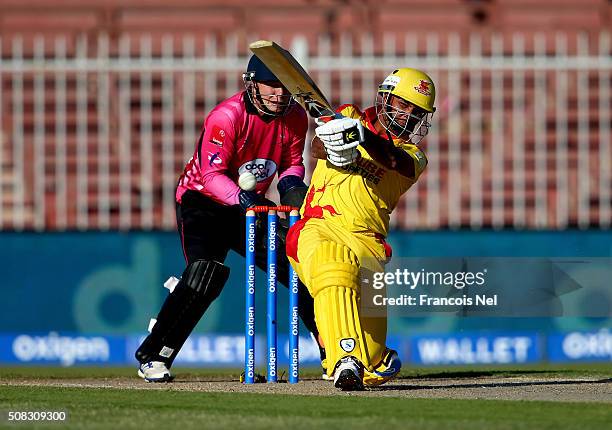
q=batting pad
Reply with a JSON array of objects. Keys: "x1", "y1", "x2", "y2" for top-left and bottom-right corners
[{"x1": 310, "y1": 241, "x2": 380, "y2": 374}]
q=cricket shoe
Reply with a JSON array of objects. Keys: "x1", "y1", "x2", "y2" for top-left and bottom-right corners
[
  {"x1": 333, "y1": 356, "x2": 364, "y2": 391},
  {"x1": 363, "y1": 348, "x2": 401, "y2": 387},
  {"x1": 137, "y1": 361, "x2": 174, "y2": 382}
]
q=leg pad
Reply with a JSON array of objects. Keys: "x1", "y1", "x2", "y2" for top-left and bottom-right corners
[
  {"x1": 309, "y1": 241, "x2": 370, "y2": 376},
  {"x1": 135, "y1": 260, "x2": 229, "y2": 365}
]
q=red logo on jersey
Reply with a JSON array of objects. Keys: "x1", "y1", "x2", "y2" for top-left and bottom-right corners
[
  {"x1": 286, "y1": 181, "x2": 340, "y2": 264},
  {"x1": 210, "y1": 125, "x2": 225, "y2": 147},
  {"x1": 303, "y1": 181, "x2": 341, "y2": 219},
  {"x1": 414, "y1": 80, "x2": 431, "y2": 96}
]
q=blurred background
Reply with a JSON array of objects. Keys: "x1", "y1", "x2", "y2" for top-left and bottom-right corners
[{"x1": 0, "y1": 0, "x2": 610, "y2": 369}]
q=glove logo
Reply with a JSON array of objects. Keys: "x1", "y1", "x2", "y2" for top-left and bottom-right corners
[
  {"x1": 239, "y1": 159, "x2": 277, "y2": 181},
  {"x1": 343, "y1": 129, "x2": 359, "y2": 143},
  {"x1": 340, "y1": 338, "x2": 356, "y2": 353}
]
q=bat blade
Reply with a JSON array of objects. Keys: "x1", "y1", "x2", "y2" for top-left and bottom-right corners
[{"x1": 249, "y1": 40, "x2": 334, "y2": 118}]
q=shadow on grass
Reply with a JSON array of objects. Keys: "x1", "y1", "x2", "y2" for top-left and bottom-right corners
[
  {"x1": 398, "y1": 369, "x2": 565, "y2": 379},
  {"x1": 373, "y1": 377, "x2": 612, "y2": 392},
  {"x1": 398, "y1": 368, "x2": 612, "y2": 380}
]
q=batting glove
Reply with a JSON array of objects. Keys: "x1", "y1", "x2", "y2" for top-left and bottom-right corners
[
  {"x1": 315, "y1": 117, "x2": 364, "y2": 152},
  {"x1": 325, "y1": 146, "x2": 361, "y2": 167}
]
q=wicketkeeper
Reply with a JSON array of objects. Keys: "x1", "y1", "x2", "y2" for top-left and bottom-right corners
[
  {"x1": 287, "y1": 68, "x2": 436, "y2": 390},
  {"x1": 135, "y1": 55, "x2": 322, "y2": 382}
]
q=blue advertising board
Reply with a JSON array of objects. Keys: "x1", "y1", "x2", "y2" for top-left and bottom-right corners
[
  {"x1": 4, "y1": 330, "x2": 607, "y2": 366},
  {"x1": 547, "y1": 329, "x2": 612, "y2": 363},
  {"x1": 0, "y1": 230, "x2": 610, "y2": 366},
  {"x1": 409, "y1": 332, "x2": 542, "y2": 365}
]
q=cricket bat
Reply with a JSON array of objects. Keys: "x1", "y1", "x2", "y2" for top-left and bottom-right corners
[
  {"x1": 250, "y1": 40, "x2": 404, "y2": 167},
  {"x1": 249, "y1": 40, "x2": 335, "y2": 119}
]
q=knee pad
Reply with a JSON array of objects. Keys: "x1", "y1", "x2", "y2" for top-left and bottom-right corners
[
  {"x1": 309, "y1": 241, "x2": 374, "y2": 375},
  {"x1": 182, "y1": 259, "x2": 229, "y2": 298},
  {"x1": 309, "y1": 241, "x2": 360, "y2": 296},
  {"x1": 135, "y1": 260, "x2": 229, "y2": 365}
]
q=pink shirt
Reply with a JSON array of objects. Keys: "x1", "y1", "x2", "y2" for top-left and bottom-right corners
[{"x1": 176, "y1": 92, "x2": 307, "y2": 205}]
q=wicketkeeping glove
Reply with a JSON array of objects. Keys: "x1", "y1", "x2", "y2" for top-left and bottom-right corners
[{"x1": 238, "y1": 190, "x2": 275, "y2": 211}]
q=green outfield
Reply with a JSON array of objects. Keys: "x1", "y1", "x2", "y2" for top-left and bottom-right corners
[{"x1": 1, "y1": 365, "x2": 611, "y2": 430}]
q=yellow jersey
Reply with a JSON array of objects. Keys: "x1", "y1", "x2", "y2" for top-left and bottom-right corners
[{"x1": 301, "y1": 104, "x2": 427, "y2": 237}]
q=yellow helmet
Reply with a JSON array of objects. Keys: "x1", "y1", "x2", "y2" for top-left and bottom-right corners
[
  {"x1": 376, "y1": 68, "x2": 436, "y2": 142},
  {"x1": 378, "y1": 68, "x2": 436, "y2": 113}
]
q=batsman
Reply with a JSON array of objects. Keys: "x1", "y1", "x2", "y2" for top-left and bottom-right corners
[{"x1": 286, "y1": 68, "x2": 436, "y2": 390}]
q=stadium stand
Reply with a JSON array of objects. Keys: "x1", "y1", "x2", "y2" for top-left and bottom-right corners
[{"x1": 0, "y1": 1, "x2": 610, "y2": 230}]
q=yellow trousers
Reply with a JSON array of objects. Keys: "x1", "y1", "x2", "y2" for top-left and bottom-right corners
[{"x1": 286, "y1": 217, "x2": 388, "y2": 375}]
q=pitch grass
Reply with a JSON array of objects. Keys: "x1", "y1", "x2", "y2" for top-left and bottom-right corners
[
  {"x1": 1, "y1": 386, "x2": 611, "y2": 430},
  {"x1": 1, "y1": 365, "x2": 611, "y2": 430}
]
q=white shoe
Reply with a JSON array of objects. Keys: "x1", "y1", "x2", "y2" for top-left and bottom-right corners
[
  {"x1": 137, "y1": 361, "x2": 174, "y2": 382},
  {"x1": 333, "y1": 356, "x2": 364, "y2": 391}
]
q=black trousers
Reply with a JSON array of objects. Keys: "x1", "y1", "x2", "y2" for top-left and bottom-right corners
[{"x1": 175, "y1": 190, "x2": 319, "y2": 339}]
